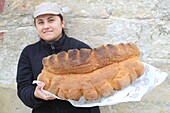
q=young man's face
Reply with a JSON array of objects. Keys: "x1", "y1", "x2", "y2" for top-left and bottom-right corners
[{"x1": 35, "y1": 14, "x2": 64, "y2": 42}]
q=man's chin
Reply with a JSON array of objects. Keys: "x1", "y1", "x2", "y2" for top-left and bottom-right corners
[{"x1": 43, "y1": 38, "x2": 54, "y2": 43}]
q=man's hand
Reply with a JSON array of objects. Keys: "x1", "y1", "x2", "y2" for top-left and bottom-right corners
[{"x1": 34, "y1": 82, "x2": 56, "y2": 101}]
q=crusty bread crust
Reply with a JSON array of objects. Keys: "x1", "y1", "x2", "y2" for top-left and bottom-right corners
[{"x1": 38, "y1": 43, "x2": 144, "y2": 101}]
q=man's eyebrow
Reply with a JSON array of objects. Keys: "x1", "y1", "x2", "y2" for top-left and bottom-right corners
[{"x1": 36, "y1": 16, "x2": 56, "y2": 22}]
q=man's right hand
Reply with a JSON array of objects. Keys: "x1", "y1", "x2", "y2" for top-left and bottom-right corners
[{"x1": 34, "y1": 82, "x2": 56, "y2": 101}]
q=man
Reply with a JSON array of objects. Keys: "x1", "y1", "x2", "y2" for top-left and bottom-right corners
[{"x1": 16, "y1": 2, "x2": 100, "y2": 113}]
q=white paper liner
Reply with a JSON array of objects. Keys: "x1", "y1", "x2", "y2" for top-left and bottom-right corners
[{"x1": 33, "y1": 62, "x2": 168, "y2": 107}]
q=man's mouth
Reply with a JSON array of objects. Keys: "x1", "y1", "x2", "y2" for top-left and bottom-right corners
[{"x1": 44, "y1": 31, "x2": 53, "y2": 35}]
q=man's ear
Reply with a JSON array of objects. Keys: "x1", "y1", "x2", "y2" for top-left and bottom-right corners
[{"x1": 61, "y1": 20, "x2": 65, "y2": 28}]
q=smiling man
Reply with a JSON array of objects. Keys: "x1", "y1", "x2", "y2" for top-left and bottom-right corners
[
  {"x1": 35, "y1": 14, "x2": 64, "y2": 42},
  {"x1": 16, "y1": 2, "x2": 100, "y2": 113}
]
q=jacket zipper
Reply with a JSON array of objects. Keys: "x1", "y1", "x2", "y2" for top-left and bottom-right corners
[{"x1": 51, "y1": 44, "x2": 55, "y2": 53}]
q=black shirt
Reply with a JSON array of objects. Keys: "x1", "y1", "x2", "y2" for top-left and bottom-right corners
[{"x1": 16, "y1": 33, "x2": 100, "y2": 113}]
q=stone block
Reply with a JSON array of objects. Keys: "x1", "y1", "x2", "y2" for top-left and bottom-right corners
[{"x1": 0, "y1": 84, "x2": 31, "y2": 113}]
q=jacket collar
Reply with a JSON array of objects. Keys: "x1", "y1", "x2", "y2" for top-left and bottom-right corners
[{"x1": 40, "y1": 33, "x2": 66, "y2": 48}]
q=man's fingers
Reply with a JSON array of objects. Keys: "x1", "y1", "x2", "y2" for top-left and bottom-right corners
[
  {"x1": 47, "y1": 95, "x2": 56, "y2": 100},
  {"x1": 34, "y1": 83, "x2": 56, "y2": 100},
  {"x1": 37, "y1": 82, "x2": 45, "y2": 90},
  {"x1": 43, "y1": 94, "x2": 56, "y2": 101}
]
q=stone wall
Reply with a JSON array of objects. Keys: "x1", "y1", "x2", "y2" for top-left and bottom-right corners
[{"x1": 0, "y1": 0, "x2": 169, "y2": 113}]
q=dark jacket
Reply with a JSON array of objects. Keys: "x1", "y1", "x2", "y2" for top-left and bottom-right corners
[{"x1": 16, "y1": 33, "x2": 100, "y2": 113}]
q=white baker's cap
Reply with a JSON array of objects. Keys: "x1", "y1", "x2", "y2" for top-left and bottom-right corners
[{"x1": 33, "y1": 2, "x2": 63, "y2": 18}]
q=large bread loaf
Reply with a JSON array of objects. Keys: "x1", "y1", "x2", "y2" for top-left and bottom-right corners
[{"x1": 38, "y1": 43, "x2": 144, "y2": 101}]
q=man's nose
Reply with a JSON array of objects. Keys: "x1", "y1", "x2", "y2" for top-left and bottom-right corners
[{"x1": 44, "y1": 22, "x2": 50, "y2": 29}]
